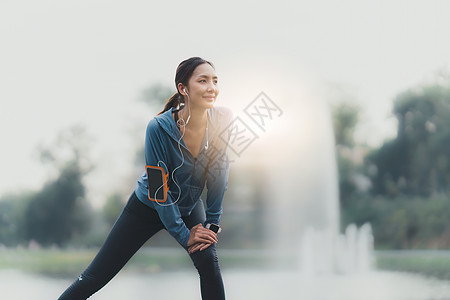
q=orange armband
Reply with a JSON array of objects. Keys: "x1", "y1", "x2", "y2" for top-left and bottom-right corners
[{"x1": 145, "y1": 165, "x2": 169, "y2": 203}]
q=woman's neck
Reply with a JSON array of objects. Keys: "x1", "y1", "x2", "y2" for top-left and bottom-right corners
[{"x1": 179, "y1": 106, "x2": 207, "y2": 132}]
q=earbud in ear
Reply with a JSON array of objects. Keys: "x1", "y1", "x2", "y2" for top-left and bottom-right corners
[{"x1": 183, "y1": 88, "x2": 188, "y2": 95}]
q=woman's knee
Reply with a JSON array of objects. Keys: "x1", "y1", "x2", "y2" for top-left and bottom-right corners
[{"x1": 190, "y1": 245, "x2": 221, "y2": 276}]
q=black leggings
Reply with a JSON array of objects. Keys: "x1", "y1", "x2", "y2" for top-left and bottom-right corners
[{"x1": 58, "y1": 192, "x2": 225, "y2": 300}]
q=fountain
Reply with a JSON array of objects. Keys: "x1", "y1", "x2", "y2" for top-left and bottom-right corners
[
  {"x1": 300, "y1": 223, "x2": 375, "y2": 275},
  {"x1": 236, "y1": 88, "x2": 376, "y2": 276}
]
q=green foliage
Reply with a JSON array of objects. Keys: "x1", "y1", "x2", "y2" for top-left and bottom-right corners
[
  {"x1": 24, "y1": 162, "x2": 93, "y2": 247},
  {"x1": 336, "y1": 151, "x2": 358, "y2": 207},
  {"x1": 335, "y1": 80, "x2": 450, "y2": 250},
  {"x1": 342, "y1": 194, "x2": 450, "y2": 249},
  {"x1": 367, "y1": 84, "x2": 450, "y2": 197},
  {"x1": 0, "y1": 125, "x2": 96, "y2": 247},
  {"x1": 0, "y1": 191, "x2": 33, "y2": 246},
  {"x1": 332, "y1": 102, "x2": 360, "y2": 147},
  {"x1": 331, "y1": 101, "x2": 369, "y2": 207}
]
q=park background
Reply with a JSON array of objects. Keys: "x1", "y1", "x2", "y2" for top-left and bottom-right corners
[{"x1": 1, "y1": 0, "x2": 450, "y2": 299}]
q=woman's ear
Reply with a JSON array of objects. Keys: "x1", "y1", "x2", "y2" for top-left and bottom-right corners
[{"x1": 177, "y1": 83, "x2": 188, "y2": 96}]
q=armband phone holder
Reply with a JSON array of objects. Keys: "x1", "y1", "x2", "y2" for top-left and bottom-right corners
[{"x1": 145, "y1": 165, "x2": 169, "y2": 203}]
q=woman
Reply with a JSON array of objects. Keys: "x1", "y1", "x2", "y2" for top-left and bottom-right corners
[{"x1": 58, "y1": 57, "x2": 233, "y2": 300}]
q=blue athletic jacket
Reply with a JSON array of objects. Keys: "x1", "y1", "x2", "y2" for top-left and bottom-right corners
[{"x1": 134, "y1": 106, "x2": 234, "y2": 247}]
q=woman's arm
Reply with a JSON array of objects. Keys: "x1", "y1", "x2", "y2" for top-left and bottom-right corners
[{"x1": 144, "y1": 119, "x2": 191, "y2": 246}]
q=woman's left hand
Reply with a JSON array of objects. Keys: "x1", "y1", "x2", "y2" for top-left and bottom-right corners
[{"x1": 188, "y1": 242, "x2": 213, "y2": 254}]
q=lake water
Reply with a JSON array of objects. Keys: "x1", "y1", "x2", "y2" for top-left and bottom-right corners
[{"x1": 1, "y1": 269, "x2": 450, "y2": 299}]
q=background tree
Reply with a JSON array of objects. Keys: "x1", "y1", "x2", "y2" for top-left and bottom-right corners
[
  {"x1": 332, "y1": 101, "x2": 360, "y2": 148},
  {"x1": 340, "y1": 75, "x2": 450, "y2": 249},
  {"x1": 331, "y1": 102, "x2": 369, "y2": 207},
  {"x1": 367, "y1": 83, "x2": 450, "y2": 197},
  {"x1": 0, "y1": 191, "x2": 32, "y2": 246},
  {"x1": 24, "y1": 125, "x2": 94, "y2": 247}
]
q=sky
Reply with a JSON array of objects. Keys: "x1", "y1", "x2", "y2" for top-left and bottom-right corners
[{"x1": 1, "y1": 0, "x2": 450, "y2": 207}]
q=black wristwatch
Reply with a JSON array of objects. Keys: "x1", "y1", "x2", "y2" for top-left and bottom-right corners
[{"x1": 206, "y1": 223, "x2": 222, "y2": 233}]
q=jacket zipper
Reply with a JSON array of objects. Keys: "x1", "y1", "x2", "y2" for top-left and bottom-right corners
[{"x1": 193, "y1": 157, "x2": 197, "y2": 175}]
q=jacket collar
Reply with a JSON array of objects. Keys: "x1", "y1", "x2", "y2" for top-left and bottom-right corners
[{"x1": 155, "y1": 107, "x2": 217, "y2": 152}]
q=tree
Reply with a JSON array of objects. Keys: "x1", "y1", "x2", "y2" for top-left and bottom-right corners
[
  {"x1": 331, "y1": 102, "x2": 368, "y2": 206},
  {"x1": 0, "y1": 191, "x2": 32, "y2": 246},
  {"x1": 24, "y1": 125, "x2": 94, "y2": 246},
  {"x1": 367, "y1": 83, "x2": 450, "y2": 197},
  {"x1": 332, "y1": 102, "x2": 360, "y2": 148}
]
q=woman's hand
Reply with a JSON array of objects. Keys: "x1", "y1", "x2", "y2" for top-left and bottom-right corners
[
  {"x1": 187, "y1": 223, "x2": 218, "y2": 252},
  {"x1": 188, "y1": 242, "x2": 212, "y2": 254}
]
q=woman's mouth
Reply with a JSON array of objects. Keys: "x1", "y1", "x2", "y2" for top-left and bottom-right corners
[{"x1": 204, "y1": 96, "x2": 215, "y2": 101}]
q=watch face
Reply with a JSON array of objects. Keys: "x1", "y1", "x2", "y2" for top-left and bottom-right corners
[{"x1": 209, "y1": 224, "x2": 220, "y2": 233}]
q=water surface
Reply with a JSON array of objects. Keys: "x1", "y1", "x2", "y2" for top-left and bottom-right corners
[{"x1": 2, "y1": 269, "x2": 450, "y2": 299}]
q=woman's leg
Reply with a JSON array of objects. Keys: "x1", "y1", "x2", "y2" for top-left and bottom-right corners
[
  {"x1": 182, "y1": 199, "x2": 226, "y2": 300},
  {"x1": 58, "y1": 192, "x2": 164, "y2": 300}
]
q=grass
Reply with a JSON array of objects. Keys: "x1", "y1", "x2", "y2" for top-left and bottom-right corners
[
  {"x1": 375, "y1": 250, "x2": 450, "y2": 280},
  {"x1": 0, "y1": 247, "x2": 275, "y2": 278},
  {"x1": 1, "y1": 247, "x2": 450, "y2": 281},
  {"x1": 0, "y1": 247, "x2": 99, "y2": 277}
]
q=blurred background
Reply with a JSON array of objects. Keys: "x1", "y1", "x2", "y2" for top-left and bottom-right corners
[{"x1": 1, "y1": 0, "x2": 450, "y2": 299}]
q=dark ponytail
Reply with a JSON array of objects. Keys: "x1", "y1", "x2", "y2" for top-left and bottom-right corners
[
  {"x1": 157, "y1": 57, "x2": 215, "y2": 115},
  {"x1": 158, "y1": 93, "x2": 182, "y2": 115}
]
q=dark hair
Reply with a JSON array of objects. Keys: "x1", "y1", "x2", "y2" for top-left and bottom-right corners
[{"x1": 157, "y1": 57, "x2": 215, "y2": 115}]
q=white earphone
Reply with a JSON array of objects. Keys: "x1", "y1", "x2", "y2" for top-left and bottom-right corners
[{"x1": 182, "y1": 88, "x2": 191, "y2": 125}]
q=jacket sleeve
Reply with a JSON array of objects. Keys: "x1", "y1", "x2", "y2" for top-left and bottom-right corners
[
  {"x1": 205, "y1": 108, "x2": 234, "y2": 226},
  {"x1": 145, "y1": 119, "x2": 190, "y2": 247}
]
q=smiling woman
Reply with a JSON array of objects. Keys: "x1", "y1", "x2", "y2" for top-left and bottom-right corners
[{"x1": 58, "y1": 57, "x2": 234, "y2": 300}]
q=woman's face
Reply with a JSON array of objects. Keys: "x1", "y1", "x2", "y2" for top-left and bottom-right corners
[{"x1": 183, "y1": 63, "x2": 219, "y2": 110}]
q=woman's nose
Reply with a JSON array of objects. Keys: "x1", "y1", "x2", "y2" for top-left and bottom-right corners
[{"x1": 207, "y1": 83, "x2": 217, "y2": 92}]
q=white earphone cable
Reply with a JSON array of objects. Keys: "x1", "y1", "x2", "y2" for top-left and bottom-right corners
[{"x1": 153, "y1": 89, "x2": 208, "y2": 206}]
